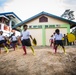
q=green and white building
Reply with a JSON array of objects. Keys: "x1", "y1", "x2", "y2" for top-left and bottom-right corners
[
  {"x1": 13, "y1": 11, "x2": 76, "y2": 46},
  {"x1": 0, "y1": 12, "x2": 22, "y2": 36}
]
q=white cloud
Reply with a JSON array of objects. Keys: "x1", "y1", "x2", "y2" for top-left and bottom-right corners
[
  {"x1": 0, "y1": 7, "x2": 4, "y2": 12},
  {"x1": 0, "y1": 0, "x2": 12, "y2": 13},
  {"x1": 3, "y1": 0, "x2": 65, "y2": 20},
  {"x1": 61, "y1": 0, "x2": 76, "y2": 10},
  {"x1": 62, "y1": 0, "x2": 76, "y2": 5},
  {"x1": 0, "y1": 0, "x2": 75, "y2": 21},
  {"x1": 60, "y1": 0, "x2": 76, "y2": 21},
  {"x1": 0, "y1": 0, "x2": 12, "y2": 7}
]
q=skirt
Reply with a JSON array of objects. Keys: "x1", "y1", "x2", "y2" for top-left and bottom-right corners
[
  {"x1": 55, "y1": 40, "x2": 64, "y2": 46},
  {"x1": 22, "y1": 38, "x2": 31, "y2": 46}
]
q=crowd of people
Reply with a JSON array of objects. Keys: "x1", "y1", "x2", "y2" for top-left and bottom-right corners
[
  {"x1": 0, "y1": 30, "x2": 19, "y2": 53},
  {"x1": 0, "y1": 24, "x2": 76, "y2": 55},
  {"x1": 0, "y1": 25, "x2": 35, "y2": 55},
  {"x1": 49, "y1": 29, "x2": 76, "y2": 54}
]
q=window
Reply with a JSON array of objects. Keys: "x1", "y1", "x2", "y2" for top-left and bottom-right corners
[
  {"x1": 45, "y1": 25, "x2": 48, "y2": 28},
  {"x1": 33, "y1": 25, "x2": 37, "y2": 28},
  {"x1": 12, "y1": 21, "x2": 15, "y2": 27},
  {"x1": 56, "y1": 25, "x2": 60, "y2": 27},
  {"x1": 5, "y1": 19, "x2": 9, "y2": 25},
  {"x1": 39, "y1": 16, "x2": 48, "y2": 22},
  {"x1": 29, "y1": 26, "x2": 32, "y2": 28},
  {"x1": 49, "y1": 25, "x2": 55, "y2": 28},
  {"x1": 38, "y1": 25, "x2": 42, "y2": 28}
]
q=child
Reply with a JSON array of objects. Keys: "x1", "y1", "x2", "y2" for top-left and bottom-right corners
[
  {"x1": 49, "y1": 35, "x2": 54, "y2": 47},
  {"x1": 53, "y1": 32, "x2": 55, "y2": 49},
  {"x1": 0, "y1": 31, "x2": 9, "y2": 53},
  {"x1": 54, "y1": 29, "x2": 66, "y2": 54},
  {"x1": 20, "y1": 25, "x2": 35, "y2": 55},
  {"x1": 11, "y1": 32, "x2": 17, "y2": 50},
  {"x1": 21, "y1": 36, "x2": 23, "y2": 46}
]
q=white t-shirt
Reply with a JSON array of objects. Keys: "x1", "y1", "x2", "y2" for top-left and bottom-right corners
[
  {"x1": 50, "y1": 37, "x2": 53, "y2": 40},
  {"x1": 53, "y1": 35, "x2": 55, "y2": 40},
  {"x1": 12, "y1": 36, "x2": 17, "y2": 41},
  {"x1": 21, "y1": 30, "x2": 30, "y2": 39},
  {"x1": 2, "y1": 37, "x2": 5, "y2": 40},
  {"x1": 21, "y1": 37, "x2": 23, "y2": 41},
  {"x1": 0, "y1": 35, "x2": 4, "y2": 41},
  {"x1": 55, "y1": 33, "x2": 63, "y2": 40}
]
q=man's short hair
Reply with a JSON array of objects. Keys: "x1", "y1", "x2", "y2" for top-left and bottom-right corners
[
  {"x1": 55, "y1": 29, "x2": 60, "y2": 33},
  {"x1": 23, "y1": 25, "x2": 28, "y2": 28}
]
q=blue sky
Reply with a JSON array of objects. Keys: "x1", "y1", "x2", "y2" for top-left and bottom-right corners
[
  {"x1": 0, "y1": 0, "x2": 76, "y2": 21},
  {"x1": 0, "y1": 0, "x2": 10, "y2": 6}
]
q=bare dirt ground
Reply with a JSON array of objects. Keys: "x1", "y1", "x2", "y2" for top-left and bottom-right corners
[{"x1": 0, "y1": 46, "x2": 76, "y2": 75}]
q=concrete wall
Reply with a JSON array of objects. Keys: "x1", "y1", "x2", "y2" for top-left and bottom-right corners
[
  {"x1": 46, "y1": 28, "x2": 67, "y2": 45},
  {"x1": 29, "y1": 29, "x2": 42, "y2": 46},
  {"x1": 21, "y1": 15, "x2": 70, "y2": 46},
  {"x1": 26, "y1": 15, "x2": 69, "y2": 25}
]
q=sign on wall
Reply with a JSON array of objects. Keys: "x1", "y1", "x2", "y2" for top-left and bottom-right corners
[
  {"x1": 28, "y1": 24, "x2": 61, "y2": 29},
  {"x1": 29, "y1": 25, "x2": 42, "y2": 29}
]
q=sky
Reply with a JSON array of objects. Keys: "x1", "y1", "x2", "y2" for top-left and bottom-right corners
[{"x1": 0, "y1": 0, "x2": 76, "y2": 21}]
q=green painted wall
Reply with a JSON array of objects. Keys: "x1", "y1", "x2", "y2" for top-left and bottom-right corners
[
  {"x1": 42, "y1": 24, "x2": 70, "y2": 46},
  {"x1": 42, "y1": 25, "x2": 46, "y2": 46},
  {"x1": 61, "y1": 24, "x2": 70, "y2": 33},
  {"x1": 28, "y1": 24, "x2": 70, "y2": 46}
]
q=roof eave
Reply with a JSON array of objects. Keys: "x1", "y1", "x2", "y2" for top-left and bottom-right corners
[
  {"x1": 12, "y1": 11, "x2": 76, "y2": 29},
  {"x1": 0, "y1": 12, "x2": 22, "y2": 21}
]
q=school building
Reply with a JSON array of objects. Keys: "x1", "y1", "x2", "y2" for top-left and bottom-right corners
[
  {"x1": 12, "y1": 11, "x2": 76, "y2": 46},
  {"x1": 0, "y1": 12, "x2": 22, "y2": 36}
]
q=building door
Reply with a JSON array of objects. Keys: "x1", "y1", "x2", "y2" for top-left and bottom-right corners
[
  {"x1": 29, "y1": 29, "x2": 42, "y2": 46},
  {"x1": 46, "y1": 28, "x2": 67, "y2": 45}
]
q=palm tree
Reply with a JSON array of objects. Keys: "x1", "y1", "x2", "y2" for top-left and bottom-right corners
[
  {"x1": 72, "y1": 27, "x2": 76, "y2": 39},
  {"x1": 61, "y1": 9, "x2": 75, "y2": 20}
]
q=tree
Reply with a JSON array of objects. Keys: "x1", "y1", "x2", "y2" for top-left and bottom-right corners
[
  {"x1": 71, "y1": 27, "x2": 76, "y2": 39},
  {"x1": 61, "y1": 9, "x2": 75, "y2": 20}
]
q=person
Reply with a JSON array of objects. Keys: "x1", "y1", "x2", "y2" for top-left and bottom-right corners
[
  {"x1": 63, "y1": 34, "x2": 67, "y2": 46},
  {"x1": 20, "y1": 25, "x2": 35, "y2": 55},
  {"x1": 49, "y1": 35, "x2": 54, "y2": 47},
  {"x1": 54, "y1": 29, "x2": 66, "y2": 54},
  {"x1": 53, "y1": 32, "x2": 55, "y2": 49},
  {"x1": 11, "y1": 32, "x2": 17, "y2": 50},
  {"x1": 66, "y1": 33, "x2": 71, "y2": 46},
  {"x1": 17, "y1": 35, "x2": 21, "y2": 46},
  {"x1": 0, "y1": 31, "x2": 9, "y2": 53}
]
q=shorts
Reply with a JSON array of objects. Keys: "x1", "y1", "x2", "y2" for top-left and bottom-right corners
[
  {"x1": 22, "y1": 38, "x2": 31, "y2": 46},
  {"x1": 0, "y1": 40, "x2": 5, "y2": 47},
  {"x1": 0, "y1": 40, "x2": 4, "y2": 45},
  {"x1": 55, "y1": 40, "x2": 63, "y2": 46},
  {"x1": 12, "y1": 41, "x2": 17, "y2": 44},
  {"x1": 2, "y1": 40, "x2": 7, "y2": 43}
]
